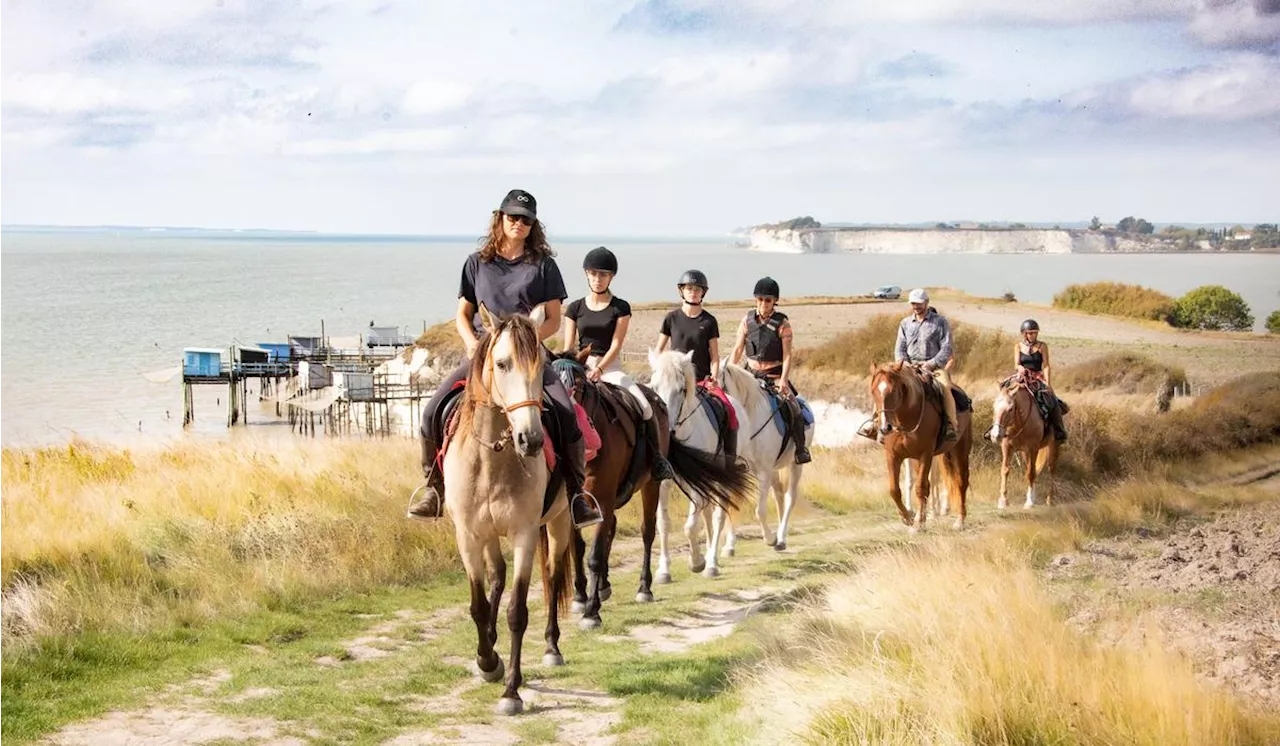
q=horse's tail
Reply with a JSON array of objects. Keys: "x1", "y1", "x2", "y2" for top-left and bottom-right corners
[
  {"x1": 538, "y1": 525, "x2": 572, "y2": 616},
  {"x1": 667, "y1": 439, "x2": 756, "y2": 512}
]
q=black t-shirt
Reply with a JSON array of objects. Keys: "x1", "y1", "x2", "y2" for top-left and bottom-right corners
[
  {"x1": 565, "y1": 296, "x2": 632, "y2": 355},
  {"x1": 661, "y1": 308, "x2": 720, "y2": 380},
  {"x1": 458, "y1": 252, "x2": 567, "y2": 334}
]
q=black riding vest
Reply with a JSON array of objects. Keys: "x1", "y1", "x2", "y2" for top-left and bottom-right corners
[
  {"x1": 1019, "y1": 345, "x2": 1044, "y2": 372},
  {"x1": 745, "y1": 311, "x2": 787, "y2": 365}
]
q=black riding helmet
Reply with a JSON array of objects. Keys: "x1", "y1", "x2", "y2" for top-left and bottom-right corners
[
  {"x1": 753, "y1": 276, "x2": 780, "y2": 299},
  {"x1": 1021, "y1": 319, "x2": 1040, "y2": 332},
  {"x1": 583, "y1": 246, "x2": 618, "y2": 274},
  {"x1": 677, "y1": 269, "x2": 709, "y2": 290}
]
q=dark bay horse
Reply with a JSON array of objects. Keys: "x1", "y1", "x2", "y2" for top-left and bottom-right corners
[
  {"x1": 553, "y1": 349, "x2": 753, "y2": 625},
  {"x1": 868, "y1": 361, "x2": 972, "y2": 531}
]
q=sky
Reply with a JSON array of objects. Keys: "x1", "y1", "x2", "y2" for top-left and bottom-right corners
[{"x1": 2, "y1": 0, "x2": 1278, "y2": 236}]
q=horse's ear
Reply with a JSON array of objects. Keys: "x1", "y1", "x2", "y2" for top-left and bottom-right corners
[
  {"x1": 890, "y1": 360, "x2": 903, "y2": 373},
  {"x1": 648, "y1": 348, "x2": 660, "y2": 369},
  {"x1": 528, "y1": 303, "x2": 547, "y2": 328},
  {"x1": 575, "y1": 346, "x2": 591, "y2": 363},
  {"x1": 681, "y1": 349, "x2": 694, "y2": 364},
  {"x1": 478, "y1": 303, "x2": 497, "y2": 334},
  {"x1": 869, "y1": 362, "x2": 878, "y2": 376}
]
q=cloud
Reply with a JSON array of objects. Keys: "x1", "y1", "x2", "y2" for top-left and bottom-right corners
[
  {"x1": 1127, "y1": 54, "x2": 1280, "y2": 119},
  {"x1": 875, "y1": 53, "x2": 952, "y2": 80},
  {"x1": 1189, "y1": 0, "x2": 1280, "y2": 50}
]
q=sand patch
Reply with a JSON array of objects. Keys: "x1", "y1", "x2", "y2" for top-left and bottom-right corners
[
  {"x1": 317, "y1": 608, "x2": 463, "y2": 665},
  {"x1": 45, "y1": 706, "x2": 304, "y2": 746},
  {"x1": 627, "y1": 588, "x2": 778, "y2": 654}
]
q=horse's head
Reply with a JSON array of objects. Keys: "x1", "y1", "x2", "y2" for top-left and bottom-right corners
[
  {"x1": 472, "y1": 303, "x2": 547, "y2": 457},
  {"x1": 869, "y1": 362, "x2": 912, "y2": 436},
  {"x1": 550, "y1": 347, "x2": 591, "y2": 399},
  {"x1": 648, "y1": 348, "x2": 696, "y2": 432},
  {"x1": 986, "y1": 379, "x2": 1022, "y2": 442}
]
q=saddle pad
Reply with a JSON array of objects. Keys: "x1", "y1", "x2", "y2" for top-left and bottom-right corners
[{"x1": 768, "y1": 393, "x2": 814, "y2": 434}]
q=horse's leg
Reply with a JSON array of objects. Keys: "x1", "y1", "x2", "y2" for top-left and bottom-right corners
[
  {"x1": 704, "y1": 505, "x2": 726, "y2": 578},
  {"x1": 570, "y1": 529, "x2": 588, "y2": 614},
  {"x1": 934, "y1": 456, "x2": 949, "y2": 518},
  {"x1": 886, "y1": 450, "x2": 910, "y2": 526},
  {"x1": 1023, "y1": 445, "x2": 1039, "y2": 510},
  {"x1": 598, "y1": 513, "x2": 616, "y2": 603},
  {"x1": 998, "y1": 440, "x2": 1012, "y2": 510},
  {"x1": 656, "y1": 481, "x2": 673, "y2": 584},
  {"x1": 1042, "y1": 441, "x2": 1058, "y2": 507},
  {"x1": 637, "y1": 481, "x2": 659, "y2": 602},
  {"x1": 912, "y1": 457, "x2": 932, "y2": 532},
  {"x1": 543, "y1": 514, "x2": 573, "y2": 667},
  {"x1": 459, "y1": 536, "x2": 502, "y2": 683},
  {"x1": 685, "y1": 494, "x2": 707, "y2": 575},
  {"x1": 722, "y1": 498, "x2": 740, "y2": 558},
  {"x1": 496, "y1": 527, "x2": 537, "y2": 716},
  {"x1": 580, "y1": 512, "x2": 611, "y2": 629},
  {"x1": 483, "y1": 539, "x2": 506, "y2": 649},
  {"x1": 755, "y1": 467, "x2": 776, "y2": 548},
  {"x1": 901, "y1": 459, "x2": 915, "y2": 517},
  {"x1": 775, "y1": 467, "x2": 798, "y2": 552}
]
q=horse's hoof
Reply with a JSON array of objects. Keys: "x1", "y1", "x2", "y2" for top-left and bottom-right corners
[
  {"x1": 997, "y1": 500, "x2": 1008, "y2": 511},
  {"x1": 478, "y1": 659, "x2": 504, "y2": 683},
  {"x1": 953, "y1": 519, "x2": 965, "y2": 531},
  {"x1": 542, "y1": 653, "x2": 565, "y2": 667},
  {"x1": 907, "y1": 525, "x2": 920, "y2": 535},
  {"x1": 599, "y1": 585, "x2": 612, "y2": 603},
  {"x1": 773, "y1": 541, "x2": 787, "y2": 552},
  {"x1": 689, "y1": 560, "x2": 706, "y2": 574},
  {"x1": 656, "y1": 572, "x2": 672, "y2": 585},
  {"x1": 578, "y1": 616, "x2": 602, "y2": 630},
  {"x1": 636, "y1": 591, "x2": 654, "y2": 603},
  {"x1": 724, "y1": 547, "x2": 736, "y2": 557},
  {"x1": 702, "y1": 566, "x2": 720, "y2": 579},
  {"x1": 570, "y1": 601, "x2": 587, "y2": 614},
  {"x1": 495, "y1": 697, "x2": 523, "y2": 716},
  {"x1": 1023, "y1": 502, "x2": 1034, "y2": 510}
]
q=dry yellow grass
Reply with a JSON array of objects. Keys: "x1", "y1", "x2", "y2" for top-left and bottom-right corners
[
  {"x1": 1, "y1": 438, "x2": 455, "y2": 654},
  {"x1": 738, "y1": 536, "x2": 1280, "y2": 745}
]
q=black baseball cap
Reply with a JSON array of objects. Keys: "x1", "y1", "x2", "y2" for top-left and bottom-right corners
[{"x1": 498, "y1": 189, "x2": 537, "y2": 220}]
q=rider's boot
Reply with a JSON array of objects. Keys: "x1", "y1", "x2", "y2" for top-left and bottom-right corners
[
  {"x1": 645, "y1": 417, "x2": 676, "y2": 482},
  {"x1": 1049, "y1": 403, "x2": 1069, "y2": 443},
  {"x1": 789, "y1": 398, "x2": 812, "y2": 464},
  {"x1": 407, "y1": 436, "x2": 445, "y2": 520},
  {"x1": 565, "y1": 437, "x2": 604, "y2": 528}
]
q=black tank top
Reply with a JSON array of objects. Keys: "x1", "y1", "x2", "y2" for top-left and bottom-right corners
[
  {"x1": 745, "y1": 311, "x2": 788, "y2": 365},
  {"x1": 1019, "y1": 344, "x2": 1044, "y2": 372}
]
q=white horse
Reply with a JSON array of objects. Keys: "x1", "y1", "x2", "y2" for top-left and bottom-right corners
[
  {"x1": 647, "y1": 349, "x2": 752, "y2": 580},
  {"x1": 716, "y1": 363, "x2": 814, "y2": 552}
]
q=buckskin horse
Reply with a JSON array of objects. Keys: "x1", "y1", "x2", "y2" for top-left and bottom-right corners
[
  {"x1": 716, "y1": 361, "x2": 814, "y2": 552},
  {"x1": 440, "y1": 304, "x2": 575, "y2": 716},
  {"x1": 648, "y1": 349, "x2": 756, "y2": 579},
  {"x1": 868, "y1": 361, "x2": 972, "y2": 531},
  {"x1": 986, "y1": 374, "x2": 1060, "y2": 509}
]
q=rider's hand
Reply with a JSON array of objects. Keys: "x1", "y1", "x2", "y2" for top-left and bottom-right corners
[
  {"x1": 586, "y1": 368, "x2": 602, "y2": 383},
  {"x1": 778, "y1": 379, "x2": 791, "y2": 395},
  {"x1": 920, "y1": 361, "x2": 935, "y2": 372}
]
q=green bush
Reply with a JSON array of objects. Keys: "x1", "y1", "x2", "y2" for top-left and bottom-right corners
[
  {"x1": 1265, "y1": 310, "x2": 1280, "y2": 334},
  {"x1": 1052, "y1": 282, "x2": 1175, "y2": 322},
  {"x1": 797, "y1": 313, "x2": 1013, "y2": 381},
  {"x1": 1170, "y1": 285, "x2": 1254, "y2": 331}
]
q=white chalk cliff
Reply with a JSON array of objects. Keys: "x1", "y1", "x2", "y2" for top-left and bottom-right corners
[{"x1": 749, "y1": 228, "x2": 1182, "y2": 254}]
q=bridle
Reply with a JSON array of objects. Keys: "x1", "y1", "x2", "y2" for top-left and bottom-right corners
[
  {"x1": 468, "y1": 331, "x2": 543, "y2": 452},
  {"x1": 872, "y1": 369, "x2": 926, "y2": 436},
  {"x1": 995, "y1": 381, "x2": 1034, "y2": 441}
]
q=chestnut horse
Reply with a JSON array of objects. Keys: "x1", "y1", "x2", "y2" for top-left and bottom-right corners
[
  {"x1": 986, "y1": 376, "x2": 1060, "y2": 509},
  {"x1": 868, "y1": 361, "x2": 972, "y2": 531}
]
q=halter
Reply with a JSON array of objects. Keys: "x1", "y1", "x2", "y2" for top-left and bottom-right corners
[{"x1": 995, "y1": 381, "x2": 1035, "y2": 440}]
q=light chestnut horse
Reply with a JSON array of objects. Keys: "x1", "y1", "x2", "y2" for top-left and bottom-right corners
[
  {"x1": 442, "y1": 304, "x2": 574, "y2": 716},
  {"x1": 986, "y1": 378, "x2": 1060, "y2": 509},
  {"x1": 868, "y1": 361, "x2": 971, "y2": 531}
]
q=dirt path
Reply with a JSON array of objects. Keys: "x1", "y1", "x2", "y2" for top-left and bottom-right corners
[{"x1": 38, "y1": 511, "x2": 890, "y2": 746}]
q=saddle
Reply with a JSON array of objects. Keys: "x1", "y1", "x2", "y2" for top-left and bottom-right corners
[
  {"x1": 436, "y1": 380, "x2": 565, "y2": 518},
  {"x1": 753, "y1": 375, "x2": 814, "y2": 459},
  {"x1": 695, "y1": 381, "x2": 737, "y2": 455},
  {"x1": 583, "y1": 380, "x2": 652, "y2": 510}
]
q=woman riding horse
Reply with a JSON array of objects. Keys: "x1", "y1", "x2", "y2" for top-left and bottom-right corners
[
  {"x1": 563, "y1": 246, "x2": 674, "y2": 482},
  {"x1": 656, "y1": 269, "x2": 736, "y2": 464},
  {"x1": 727, "y1": 276, "x2": 811, "y2": 464},
  {"x1": 1013, "y1": 319, "x2": 1068, "y2": 442},
  {"x1": 407, "y1": 189, "x2": 603, "y2": 528}
]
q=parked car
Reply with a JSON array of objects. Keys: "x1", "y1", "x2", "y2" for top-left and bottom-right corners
[{"x1": 872, "y1": 285, "x2": 902, "y2": 300}]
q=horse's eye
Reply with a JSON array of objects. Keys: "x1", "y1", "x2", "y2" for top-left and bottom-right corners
[{"x1": 495, "y1": 359, "x2": 511, "y2": 372}]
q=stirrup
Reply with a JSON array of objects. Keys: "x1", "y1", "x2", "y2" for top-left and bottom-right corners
[
  {"x1": 571, "y1": 490, "x2": 604, "y2": 529},
  {"x1": 406, "y1": 483, "x2": 444, "y2": 520}
]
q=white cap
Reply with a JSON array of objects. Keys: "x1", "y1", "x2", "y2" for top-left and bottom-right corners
[{"x1": 908, "y1": 288, "x2": 929, "y2": 304}]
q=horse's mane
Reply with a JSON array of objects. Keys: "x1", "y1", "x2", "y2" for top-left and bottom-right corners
[
  {"x1": 719, "y1": 363, "x2": 772, "y2": 423},
  {"x1": 650, "y1": 350, "x2": 697, "y2": 400}
]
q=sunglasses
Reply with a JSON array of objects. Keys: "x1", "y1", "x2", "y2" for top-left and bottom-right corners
[{"x1": 503, "y1": 213, "x2": 533, "y2": 226}]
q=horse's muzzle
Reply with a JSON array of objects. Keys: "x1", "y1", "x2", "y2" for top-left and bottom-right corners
[
  {"x1": 879, "y1": 423, "x2": 894, "y2": 436},
  {"x1": 514, "y1": 429, "x2": 544, "y2": 458}
]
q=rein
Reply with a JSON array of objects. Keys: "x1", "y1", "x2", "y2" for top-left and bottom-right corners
[
  {"x1": 465, "y1": 332, "x2": 544, "y2": 453},
  {"x1": 997, "y1": 383, "x2": 1035, "y2": 440},
  {"x1": 873, "y1": 370, "x2": 926, "y2": 436}
]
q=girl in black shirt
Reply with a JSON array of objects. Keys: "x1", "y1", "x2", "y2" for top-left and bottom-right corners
[{"x1": 564, "y1": 247, "x2": 674, "y2": 482}]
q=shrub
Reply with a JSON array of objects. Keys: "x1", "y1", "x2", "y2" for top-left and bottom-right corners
[
  {"x1": 796, "y1": 313, "x2": 1013, "y2": 381},
  {"x1": 1001, "y1": 291, "x2": 1017, "y2": 303},
  {"x1": 1264, "y1": 310, "x2": 1280, "y2": 334},
  {"x1": 1052, "y1": 282, "x2": 1175, "y2": 322},
  {"x1": 1055, "y1": 353, "x2": 1188, "y2": 394},
  {"x1": 1170, "y1": 285, "x2": 1254, "y2": 331}
]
